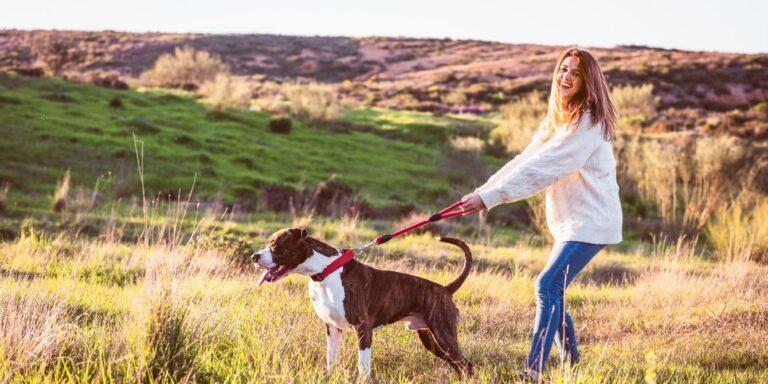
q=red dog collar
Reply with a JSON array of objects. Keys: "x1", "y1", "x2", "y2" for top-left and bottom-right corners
[{"x1": 311, "y1": 249, "x2": 355, "y2": 282}]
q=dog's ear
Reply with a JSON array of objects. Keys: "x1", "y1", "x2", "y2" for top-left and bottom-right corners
[{"x1": 289, "y1": 227, "x2": 308, "y2": 241}]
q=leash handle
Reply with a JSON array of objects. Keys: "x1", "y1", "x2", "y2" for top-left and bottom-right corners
[{"x1": 374, "y1": 201, "x2": 465, "y2": 245}]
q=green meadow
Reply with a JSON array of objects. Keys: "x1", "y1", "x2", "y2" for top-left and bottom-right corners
[
  {"x1": 1, "y1": 72, "x2": 767, "y2": 383},
  {"x1": 0, "y1": 73, "x2": 496, "y2": 210}
]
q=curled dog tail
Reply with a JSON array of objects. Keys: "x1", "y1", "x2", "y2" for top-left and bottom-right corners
[{"x1": 438, "y1": 237, "x2": 473, "y2": 295}]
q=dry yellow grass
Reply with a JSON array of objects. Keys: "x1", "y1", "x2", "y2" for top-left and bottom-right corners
[{"x1": 1, "y1": 215, "x2": 766, "y2": 383}]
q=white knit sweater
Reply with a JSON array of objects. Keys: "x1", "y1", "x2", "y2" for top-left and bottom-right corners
[{"x1": 477, "y1": 111, "x2": 623, "y2": 244}]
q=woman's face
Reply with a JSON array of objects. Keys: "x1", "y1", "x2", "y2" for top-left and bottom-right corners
[{"x1": 557, "y1": 56, "x2": 584, "y2": 101}]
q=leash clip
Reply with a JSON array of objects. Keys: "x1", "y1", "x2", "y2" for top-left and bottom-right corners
[{"x1": 353, "y1": 240, "x2": 377, "y2": 255}]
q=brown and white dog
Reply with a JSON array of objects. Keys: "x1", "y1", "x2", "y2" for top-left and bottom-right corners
[{"x1": 252, "y1": 227, "x2": 474, "y2": 380}]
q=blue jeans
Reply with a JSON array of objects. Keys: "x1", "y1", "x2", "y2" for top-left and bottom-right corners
[{"x1": 526, "y1": 241, "x2": 605, "y2": 374}]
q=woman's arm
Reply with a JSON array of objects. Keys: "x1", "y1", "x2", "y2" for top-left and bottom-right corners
[
  {"x1": 461, "y1": 126, "x2": 546, "y2": 216},
  {"x1": 478, "y1": 114, "x2": 604, "y2": 210},
  {"x1": 474, "y1": 129, "x2": 546, "y2": 194}
]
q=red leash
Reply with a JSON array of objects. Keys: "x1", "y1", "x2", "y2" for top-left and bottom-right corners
[
  {"x1": 310, "y1": 201, "x2": 465, "y2": 281},
  {"x1": 373, "y1": 200, "x2": 466, "y2": 245}
]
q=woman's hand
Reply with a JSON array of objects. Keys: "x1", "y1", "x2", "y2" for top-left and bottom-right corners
[{"x1": 460, "y1": 192, "x2": 486, "y2": 216}]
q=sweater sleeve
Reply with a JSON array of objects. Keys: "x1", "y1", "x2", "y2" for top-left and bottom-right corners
[
  {"x1": 479, "y1": 114, "x2": 604, "y2": 210},
  {"x1": 474, "y1": 129, "x2": 546, "y2": 194}
]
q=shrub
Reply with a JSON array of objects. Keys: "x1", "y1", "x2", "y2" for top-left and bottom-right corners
[
  {"x1": 268, "y1": 116, "x2": 292, "y2": 134},
  {"x1": 89, "y1": 72, "x2": 129, "y2": 90},
  {"x1": 144, "y1": 298, "x2": 199, "y2": 382},
  {"x1": 380, "y1": 92, "x2": 422, "y2": 110},
  {"x1": 198, "y1": 73, "x2": 251, "y2": 112},
  {"x1": 489, "y1": 91, "x2": 547, "y2": 154},
  {"x1": 751, "y1": 102, "x2": 768, "y2": 113},
  {"x1": 30, "y1": 33, "x2": 85, "y2": 76},
  {"x1": 282, "y1": 82, "x2": 342, "y2": 122},
  {"x1": 443, "y1": 88, "x2": 468, "y2": 106},
  {"x1": 612, "y1": 83, "x2": 659, "y2": 120},
  {"x1": 706, "y1": 195, "x2": 768, "y2": 263},
  {"x1": 108, "y1": 96, "x2": 123, "y2": 109},
  {"x1": 616, "y1": 135, "x2": 758, "y2": 235},
  {"x1": 140, "y1": 46, "x2": 229, "y2": 88}
]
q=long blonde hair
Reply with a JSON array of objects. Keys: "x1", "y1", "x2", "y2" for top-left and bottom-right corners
[{"x1": 541, "y1": 47, "x2": 618, "y2": 142}]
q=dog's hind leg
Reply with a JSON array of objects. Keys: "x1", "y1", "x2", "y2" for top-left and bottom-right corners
[
  {"x1": 417, "y1": 328, "x2": 472, "y2": 376},
  {"x1": 325, "y1": 324, "x2": 342, "y2": 372},
  {"x1": 428, "y1": 326, "x2": 474, "y2": 377},
  {"x1": 355, "y1": 324, "x2": 373, "y2": 382},
  {"x1": 421, "y1": 306, "x2": 474, "y2": 377},
  {"x1": 417, "y1": 329, "x2": 449, "y2": 359}
]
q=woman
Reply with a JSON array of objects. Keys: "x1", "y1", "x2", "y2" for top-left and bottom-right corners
[{"x1": 460, "y1": 47, "x2": 622, "y2": 380}]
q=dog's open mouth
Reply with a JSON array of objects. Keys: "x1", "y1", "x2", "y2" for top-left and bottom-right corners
[{"x1": 258, "y1": 265, "x2": 291, "y2": 286}]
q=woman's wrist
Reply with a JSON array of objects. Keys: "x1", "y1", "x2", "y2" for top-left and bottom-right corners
[{"x1": 478, "y1": 188, "x2": 503, "y2": 211}]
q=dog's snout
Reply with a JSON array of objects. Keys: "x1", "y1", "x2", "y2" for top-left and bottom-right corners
[{"x1": 252, "y1": 252, "x2": 261, "y2": 263}]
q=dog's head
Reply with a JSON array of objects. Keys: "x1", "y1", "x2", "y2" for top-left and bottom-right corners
[{"x1": 252, "y1": 227, "x2": 338, "y2": 286}]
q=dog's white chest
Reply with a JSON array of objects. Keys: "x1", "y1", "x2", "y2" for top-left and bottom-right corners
[{"x1": 308, "y1": 271, "x2": 353, "y2": 331}]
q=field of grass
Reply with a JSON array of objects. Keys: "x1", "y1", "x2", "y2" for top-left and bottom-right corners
[
  {"x1": 1, "y1": 209, "x2": 766, "y2": 383},
  {"x1": 2, "y1": 72, "x2": 767, "y2": 383}
]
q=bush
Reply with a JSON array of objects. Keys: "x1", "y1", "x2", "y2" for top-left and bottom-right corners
[
  {"x1": 108, "y1": 96, "x2": 123, "y2": 109},
  {"x1": 612, "y1": 83, "x2": 659, "y2": 120},
  {"x1": 268, "y1": 116, "x2": 292, "y2": 134},
  {"x1": 751, "y1": 102, "x2": 768, "y2": 113},
  {"x1": 443, "y1": 88, "x2": 468, "y2": 106},
  {"x1": 616, "y1": 135, "x2": 758, "y2": 235},
  {"x1": 489, "y1": 91, "x2": 547, "y2": 154},
  {"x1": 89, "y1": 72, "x2": 129, "y2": 90},
  {"x1": 144, "y1": 298, "x2": 199, "y2": 382},
  {"x1": 282, "y1": 82, "x2": 342, "y2": 122},
  {"x1": 30, "y1": 33, "x2": 85, "y2": 76},
  {"x1": 198, "y1": 73, "x2": 251, "y2": 112},
  {"x1": 140, "y1": 46, "x2": 229, "y2": 88},
  {"x1": 706, "y1": 196, "x2": 768, "y2": 263}
]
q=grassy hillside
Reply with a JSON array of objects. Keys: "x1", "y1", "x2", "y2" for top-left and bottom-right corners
[
  {"x1": 3, "y1": 30, "x2": 767, "y2": 140},
  {"x1": 1, "y1": 51, "x2": 767, "y2": 383},
  {"x1": 0, "y1": 73, "x2": 496, "y2": 213}
]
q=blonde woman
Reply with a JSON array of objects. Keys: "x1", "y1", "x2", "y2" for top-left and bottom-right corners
[{"x1": 460, "y1": 47, "x2": 622, "y2": 380}]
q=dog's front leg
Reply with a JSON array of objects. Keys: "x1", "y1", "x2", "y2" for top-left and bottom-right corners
[
  {"x1": 355, "y1": 324, "x2": 373, "y2": 382},
  {"x1": 326, "y1": 324, "x2": 342, "y2": 372}
]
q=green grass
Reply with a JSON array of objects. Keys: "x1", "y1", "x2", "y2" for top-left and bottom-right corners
[
  {"x1": 342, "y1": 107, "x2": 495, "y2": 144},
  {"x1": 0, "y1": 73, "x2": 499, "y2": 211}
]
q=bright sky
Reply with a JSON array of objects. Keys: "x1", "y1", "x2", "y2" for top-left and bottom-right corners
[{"x1": 2, "y1": 0, "x2": 766, "y2": 54}]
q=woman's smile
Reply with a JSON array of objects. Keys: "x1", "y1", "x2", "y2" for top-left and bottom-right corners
[{"x1": 558, "y1": 56, "x2": 583, "y2": 99}]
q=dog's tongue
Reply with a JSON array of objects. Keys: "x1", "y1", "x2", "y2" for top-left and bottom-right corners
[
  {"x1": 258, "y1": 266, "x2": 289, "y2": 287},
  {"x1": 258, "y1": 270, "x2": 270, "y2": 287}
]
